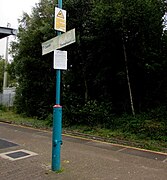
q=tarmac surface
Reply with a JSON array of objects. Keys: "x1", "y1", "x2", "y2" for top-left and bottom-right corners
[{"x1": 0, "y1": 121, "x2": 167, "y2": 180}]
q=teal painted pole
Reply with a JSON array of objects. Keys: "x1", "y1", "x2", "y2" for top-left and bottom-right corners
[
  {"x1": 52, "y1": 105, "x2": 62, "y2": 171},
  {"x1": 52, "y1": 0, "x2": 63, "y2": 171},
  {"x1": 56, "y1": 70, "x2": 61, "y2": 104},
  {"x1": 58, "y1": 0, "x2": 62, "y2": 9}
]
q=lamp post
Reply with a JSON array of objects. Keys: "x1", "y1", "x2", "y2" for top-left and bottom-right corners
[{"x1": 3, "y1": 23, "x2": 11, "y2": 91}]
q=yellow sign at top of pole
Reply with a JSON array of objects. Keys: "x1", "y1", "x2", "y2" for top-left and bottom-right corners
[{"x1": 54, "y1": 7, "x2": 66, "y2": 32}]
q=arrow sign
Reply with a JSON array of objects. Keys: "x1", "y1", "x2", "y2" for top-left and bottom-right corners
[{"x1": 42, "y1": 28, "x2": 75, "y2": 55}]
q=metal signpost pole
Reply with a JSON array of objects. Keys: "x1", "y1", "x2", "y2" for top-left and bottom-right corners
[
  {"x1": 52, "y1": 0, "x2": 63, "y2": 171},
  {"x1": 42, "y1": 0, "x2": 75, "y2": 171}
]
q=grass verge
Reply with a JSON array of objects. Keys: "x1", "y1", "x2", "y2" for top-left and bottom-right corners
[
  {"x1": 0, "y1": 110, "x2": 166, "y2": 153},
  {"x1": 0, "y1": 109, "x2": 50, "y2": 129},
  {"x1": 63, "y1": 125, "x2": 167, "y2": 153}
]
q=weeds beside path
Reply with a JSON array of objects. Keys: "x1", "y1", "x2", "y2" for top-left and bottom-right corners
[
  {"x1": 0, "y1": 110, "x2": 50, "y2": 129},
  {"x1": 0, "y1": 110, "x2": 167, "y2": 153}
]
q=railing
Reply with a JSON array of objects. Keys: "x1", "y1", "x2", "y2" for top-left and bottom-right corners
[{"x1": 0, "y1": 93, "x2": 15, "y2": 107}]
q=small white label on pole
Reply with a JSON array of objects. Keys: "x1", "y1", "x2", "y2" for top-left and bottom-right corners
[
  {"x1": 54, "y1": 50, "x2": 67, "y2": 70},
  {"x1": 54, "y1": 7, "x2": 66, "y2": 32}
]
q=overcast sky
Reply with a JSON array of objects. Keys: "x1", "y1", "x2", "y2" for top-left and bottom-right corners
[{"x1": 0, "y1": 0, "x2": 39, "y2": 57}]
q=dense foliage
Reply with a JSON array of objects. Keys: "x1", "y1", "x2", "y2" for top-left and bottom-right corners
[
  {"x1": 11, "y1": 0, "x2": 56, "y2": 118},
  {"x1": 10, "y1": 0, "x2": 167, "y2": 141}
]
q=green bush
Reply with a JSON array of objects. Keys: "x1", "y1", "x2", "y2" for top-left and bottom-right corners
[
  {"x1": 61, "y1": 103, "x2": 167, "y2": 142},
  {"x1": 114, "y1": 113, "x2": 167, "y2": 141},
  {"x1": 140, "y1": 120, "x2": 166, "y2": 140},
  {"x1": 63, "y1": 100, "x2": 113, "y2": 127},
  {"x1": 0, "y1": 105, "x2": 7, "y2": 112},
  {"x1": 45, "y1": 113, "x2": 53, "y2": 127},
  {"x1": 148, "y1": 106, "x2": 167, "y2": 124}
]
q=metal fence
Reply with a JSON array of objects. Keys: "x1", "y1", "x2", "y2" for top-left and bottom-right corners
[{"x1": 0, "y1": 93, "x2": 15, "y2": 107}]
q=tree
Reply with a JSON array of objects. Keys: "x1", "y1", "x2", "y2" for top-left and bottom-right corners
[
  {"x1": 10, "y1": 0, "x2": 167, "y2": 120},
  {"x1": 63, "y1": 0, "x2": 95, "y2": 103},
  {"x1": 85, "y1": 0, "x2": 166, "y2": 113},
  {"x1": 11, "y1": 0, "x2": 57, "y2": 118}
]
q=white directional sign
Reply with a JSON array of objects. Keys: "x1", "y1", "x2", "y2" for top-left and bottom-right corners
[
  {"x1": 54, "y1": 50, "x2": 67, "y2": 70},
  {"x1": 54, "y1": 7, "x2": 66, "y2": 32},
  {"x1": 42, "y1": 28, "x2": 75, "y2": 55}
]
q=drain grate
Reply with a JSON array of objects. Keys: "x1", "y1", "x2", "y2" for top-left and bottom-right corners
[
  {"x1": 0, "y1": 149, "x2": 38, "y2": 161},
  {"x1": 0, "y1": 139, "x2": 18, "y2": 149},
  {"x1": 6, "y1": 151, "x2": 30, "y2": 159}
]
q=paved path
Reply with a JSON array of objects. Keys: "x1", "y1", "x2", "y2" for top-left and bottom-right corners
[{"x1": 0, "y1": 122, "x2": 167, "y2": 180}]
